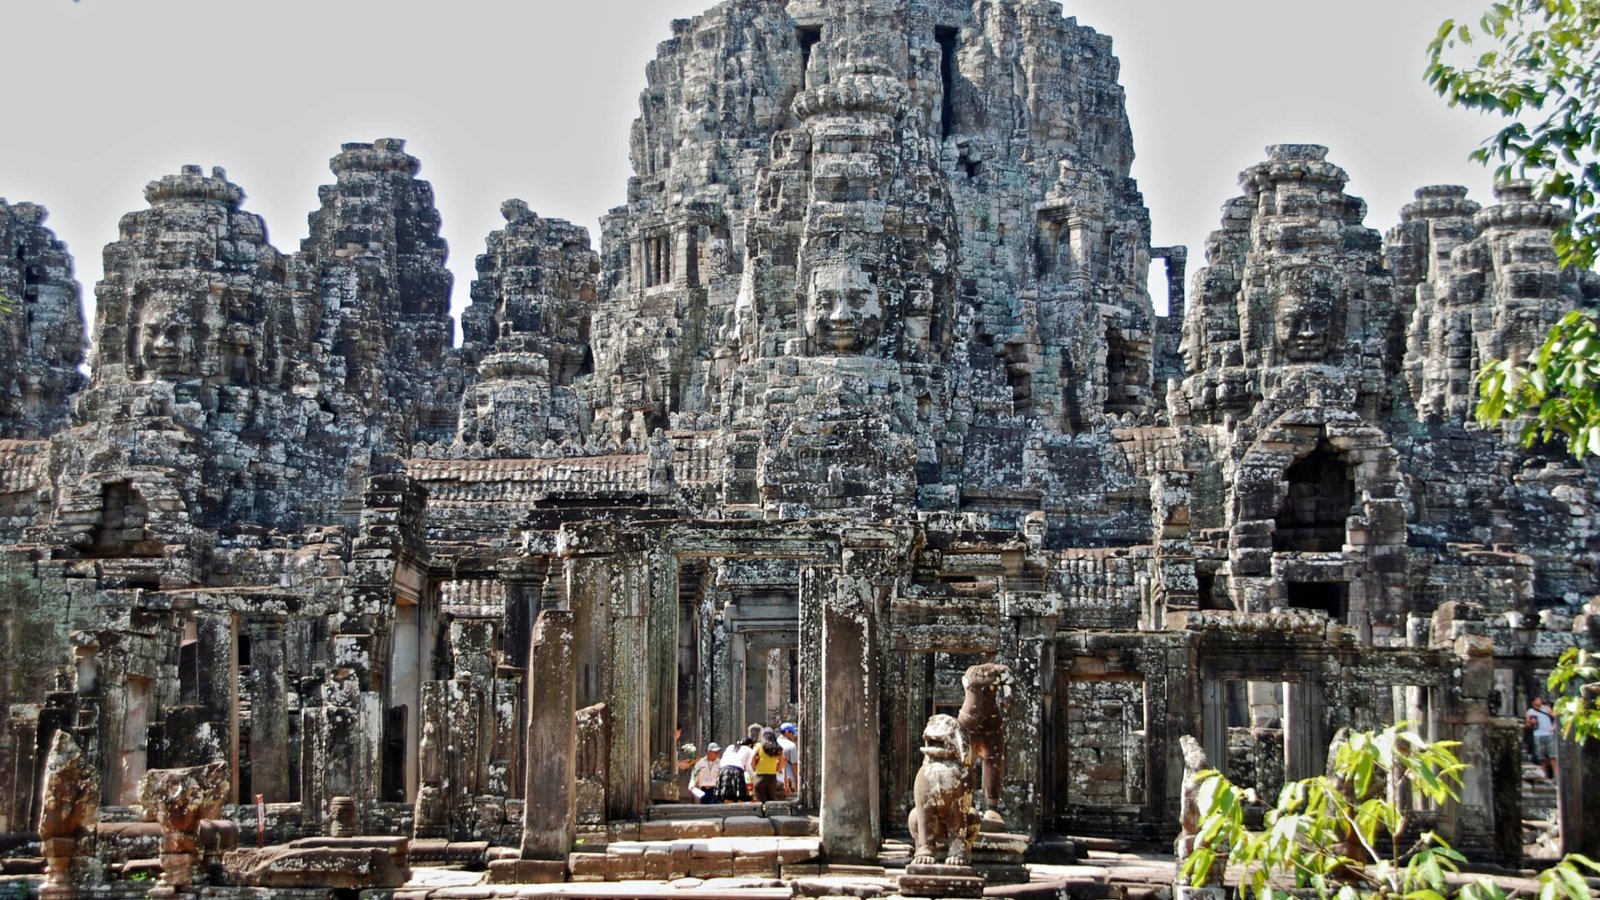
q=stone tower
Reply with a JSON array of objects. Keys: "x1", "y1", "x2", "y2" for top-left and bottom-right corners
[
  {"x1": 450, "y1": 200, "x2": 600, "y2": 456},
  {"x1": 0, "y1": 200, "x2": 86, "y2": 440},
  {"x1": 298, "y1": 138, "x2": 459, "y2": 471}
]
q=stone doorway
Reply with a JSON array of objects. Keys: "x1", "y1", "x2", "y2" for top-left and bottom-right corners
[
  {"x1": 658, "y1": 556, "x2": 805, "y2": 808},
  {"x1": 1202, "y1": 675, "x2": 1327, "y2": 805},
  {"x1": 1273, "y1": 439, "x2": 1354, "y2": 553}
]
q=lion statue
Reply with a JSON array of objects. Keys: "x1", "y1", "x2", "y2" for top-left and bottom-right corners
[
  {"x1": 908, "y1": 713, "x2": 981, "y2": 866},
  {"x1": 958, "y1": 662, "x2": 1014, "y2": 822}
]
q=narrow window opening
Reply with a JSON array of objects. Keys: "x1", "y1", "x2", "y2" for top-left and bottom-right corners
[
  {"x1": 1103, "y1": 325, "x2": 1150, "y2": 416},
  {"x1": 179, "y1": 640, "x2": 201, "y2": 706},
  {"x1": 797, "y1": 26, "x2": 822, "y2": 76},
  {"x1": 1197, "y1": 572, "x2": 1233, "y2": 611},
  {"x1": 642, "y1": 234, "x2": 673, "y2": 288},
  {"x1": 936, "y1": 26, "x2": 959, "y2": 139}
]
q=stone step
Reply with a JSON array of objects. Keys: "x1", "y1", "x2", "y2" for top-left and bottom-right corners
[
  {"x1": 647, "y1": 801, "x2": 794, "y2": 821},
  {"x1": 481, "y1": 881, "x2": 794, "y2": 899},
  {"x1": 560, "y1": 835, "x2": 822, "y2": 882},
  {"x1": 617, "y1": 815, "x2": 816, "y2": 843}
]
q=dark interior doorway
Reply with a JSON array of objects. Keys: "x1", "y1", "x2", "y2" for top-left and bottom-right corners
[{"x1": 1274, "y1": 439, "x2": 1354, "y2": 552}]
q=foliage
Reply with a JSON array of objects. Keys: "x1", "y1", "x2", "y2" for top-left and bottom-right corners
[
  {"x1": 1180, "y1": 722, "x2": 1600, "y2": 899},
  {"x1": 1426, "y1": 0, "x2": 1600, "y2": 271},
  {"x1": 1547, "y1": 647, "x2": 1600, "y2": 743},
  {"x1": 1477, "y1": 310, "x2": 1600, "y2": 457}
]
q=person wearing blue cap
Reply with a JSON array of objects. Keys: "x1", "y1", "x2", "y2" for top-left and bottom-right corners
[{"x1": 777, "y1": 723, "x2": 799, "y2": 797}]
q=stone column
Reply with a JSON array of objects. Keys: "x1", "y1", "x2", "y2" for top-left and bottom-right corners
[
  {"x1": 1436, "y1": 626, "x2": 1497, "y2": 857},
  {"x1": 412, "y1": 683, "x2": 448, "y2": 838},
  {"x1": 820, "y1": 563, "x2": 881, "y2": 862},
  {"x1": 1488, "y1": 718, "x2": 1523, "y2": 865},
  {"x1": 797, "y1": 566, "x2": 828, "y2": 813},
  {"x1": 522, "y1": 610, "x2": 577, "y2": 860},
  {"x1": 727, "y1": 621, "x2": 747, "y2": 736},
  {"x1": 1201, "y1": 679, "x2": 1228, "y2": 772},
  {"x1": 647, "y1": 556, "x2": 679, "y2": 796},
  {"x1": 605, "y1": 550, "x2": 652, "y2": 820},
  {"x1": 1001, "y1": 593, "x2": 1058, "y2": 837},
  {"x1": 1283, "y1": 679, "x2": 1323, "y2": 782},
  {"x1": 249, "y1": 621, "x2": 289, "y2": 802},
  {"x1": 709, "y1": 591, "x2": 735, "y2": 750},
  {"x1": 1558, "y1": 731, "x2": 1600, "y2": 856}
]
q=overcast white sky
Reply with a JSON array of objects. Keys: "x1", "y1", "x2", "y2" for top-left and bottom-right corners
[{"x1": 0, "y1": 0, "x2": 1497, "y2": 329}]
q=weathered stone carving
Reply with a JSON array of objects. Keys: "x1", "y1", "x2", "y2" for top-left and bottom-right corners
[
  {"x1": 1174, "y1": 735, "x2": 1220, "y2": 887},
  {"x1": 38, "y1": 731, "x2": 99, "y2": 896},
  {"x1": 222, "y1": 837, "x2": 409, "y2": 889},
  {"x1": 0, "y1": 200, "x2": 86, "y2": 440},
  {"x1": 908, "y1": 713, "x2": 980, "y2": 867},
  {"x1": 139, "y1": 762, "x2": 230, "y2": 893},
  {"x1": 958, "y1": 662, "x2": 1013, "y2": 822}
]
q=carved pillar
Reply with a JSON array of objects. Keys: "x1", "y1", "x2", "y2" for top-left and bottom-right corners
[
  {"x1": 821, "y1": 530, "x2": 899, "y2": 862},
  {"x1": 606, "y1": 550, "x2": 652, "y2": 820},
  {"x1": 565, "y1": 525, "x2": 656, "y2": 822},
  {"x1": 1201, "y1": 678, "x2": 1227, "y2": 775},
  {"x1": 797, "y1": 568, "x2": 826, "y2": 813},
  {"x1": 522, "y1": 610, "x2": 577, "y2": 860},
  {"x1": 1000, "y1": 593, "x2": 1057, "y2": 837},
  {"x1": 1435, "y1": 627, "x2": 1497, "y2": 857},
  {"x1": 412, "y1": 682, "x2": 447, "y2": 838},
  {"x1": 647, "y1": 554, "x2": 679, "y2": 799},
  {"x1": 1558, "y1": 727, "x2": 1600, "y2": 856},
  {"x1": 249, "y1": 621, "x2": 289, "y2": 802}
]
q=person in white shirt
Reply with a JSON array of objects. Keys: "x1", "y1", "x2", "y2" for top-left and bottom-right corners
[
  {"x1": 688, "y1": 743, "x2": 723, "y2": 804},
  {"x1": 778, "y1": 722, "x2": 800, "y2": 797},
  {"x1": 1526, "y1": 695, "x2": 1558, "y2": 779},
  {"x1": 717, "y1": 738, "x2": 752, "y2": 802}
]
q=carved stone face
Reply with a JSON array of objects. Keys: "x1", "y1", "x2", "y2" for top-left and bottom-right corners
[
  {"x1": 137, "y1": 305, "x2": 199, "y2": 377},
  {"x1": 1274, "y1": 268, "x2": 1337, "y2": 362},
  {"x1": 805, "y1": 261, "x2": 883, "y2": 354}
]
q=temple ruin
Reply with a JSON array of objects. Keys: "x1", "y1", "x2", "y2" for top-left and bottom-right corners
[{"x1": 2, "y1": 0, "x2": 1600, "y2": 894}]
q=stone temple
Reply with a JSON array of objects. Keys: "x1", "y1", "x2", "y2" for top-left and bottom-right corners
[{"x1": 2, "y1": 0, "x2": 1600, "y2": 893}]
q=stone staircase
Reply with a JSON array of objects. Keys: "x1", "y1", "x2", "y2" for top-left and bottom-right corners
[
  {"x1": 484, "y1": 803, "x2": 824, "y2": 884},
  {"x1": 1521, "y1": 762, "x2": 1560, "y2": 858}
]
